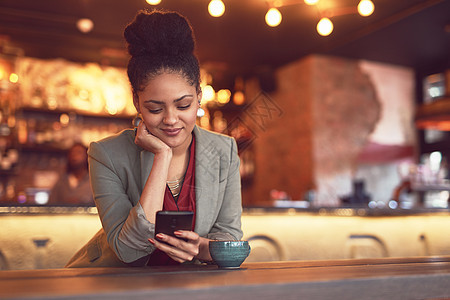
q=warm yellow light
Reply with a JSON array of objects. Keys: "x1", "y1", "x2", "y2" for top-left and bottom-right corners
[
  {"x1": 60, "y1": 113, "x2": 70, "y2": 126},
  {"x1": 358, "y1": 0, "x2": 374, "y2": 17},
  {"x1": 217, "y1": 89, "x2": 231, "y2": 104},
  {"x1": 265, "y1": 8, "x2": 282, "y2": 27},
  {"x1": 202, "y1": 85, "x2": 215, "y2": 102},
  {"x1": 79, "y1": 89, "x2": 89, "y2": 100},
  {"x1": 304, "y1": 0, "x2": 319, "y2": 5},
  {"x1": 76, "y1": 18, "x2": 94, "y2": 33},
  {"x1": 7, "y1": 115, "x2": 16, "y2": 128},
  {"x1": 9, "y1": 73, "x2": 19, "y2": 83},
  {"x1": 317, "y1": 17, "x2": 333, "y2": 36},
  {"x1": 208, "y1": 0, "x2": 225, "y2": 17},
  {"x1": 106, "y1": 105, "x2": 118, "y2": 115},
  {"x1": 233, "y1": 91, "x2": 245, "y2": 105},
  {"x1": 146, "y1": 0, "x2": 161, "y2": 5},
  {"x1": 200, "y1": 115, "x2": 210, "y2": 129}
]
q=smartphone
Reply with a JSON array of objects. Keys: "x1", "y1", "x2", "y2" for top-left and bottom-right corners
[{"x1": 155, "y1": 211, "x2": 194, "y2": 242}]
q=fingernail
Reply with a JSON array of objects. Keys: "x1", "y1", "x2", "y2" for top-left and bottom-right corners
[
  {"x1": 156, "y1": 233, "x2": 164, "y2": 240},
  {"x1": 174, "y1": 231, "x2": 182, "y2": 236},
  {"x1": 148, "y1": 238, "x2": 155, "y2": 244}
]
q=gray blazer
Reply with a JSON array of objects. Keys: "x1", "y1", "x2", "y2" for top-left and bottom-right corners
[{"x1": 66, "y1": 125, "x2": 243, "y2": 267}]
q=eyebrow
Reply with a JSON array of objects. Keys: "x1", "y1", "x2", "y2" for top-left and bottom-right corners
[{"x1": 144, "y1": 94, "x2": 194, "y2": 105}]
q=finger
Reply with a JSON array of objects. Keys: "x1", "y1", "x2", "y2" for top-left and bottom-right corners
[
  {"x1": 174, "y1": 230, "x2": 199, "y2": 243},
  {"x1": 156, "y1": 234, "x2": 199, "y2": 257},
  {"x1": 167, "y1": 249, "x2": 194, "y2": 263},
  {"x1": 150, "y1": 238, "x2": 196, "y2": 262},
  {"x1": 134, "y1": 122, "x2": 145, "y2": 141},
  {"x1": 156, "y1": 233, "x2": 187, "y2": 247},
  {"x1": 149, "y1": 237, "x2": 178, "y2": 254},
  {"x1": 138, "y1": 120, "x2": 153, "y2": 136}
]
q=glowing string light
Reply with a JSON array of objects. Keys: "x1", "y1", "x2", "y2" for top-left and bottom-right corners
[
  {"x1": 208, "y1": 0, "x2": 225, "y2": 17},
  {"x1": 146, "y1": 0, "x2": 162, "y2": 4},
  {"x1": 265, "y1": 8, "x2": 282, "y2": 27},
  {"x1": 358, "y1": 0, "x2": 375, "y2": 17},
  {"x1": 317, "y1": 17, "x2": 333, "y2": 36}
]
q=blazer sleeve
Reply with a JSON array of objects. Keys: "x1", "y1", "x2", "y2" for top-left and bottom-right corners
[
  {"x1": 88, "y1": 141, "x2": 156, "y2": 263},
  {"x1": 206, "y1": 137, "x2": 243, "y2": 241}
]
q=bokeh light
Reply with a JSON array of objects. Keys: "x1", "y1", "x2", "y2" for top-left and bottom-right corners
[{"x1": 265, "y1": 8, "x2": 282, "y2": 27}]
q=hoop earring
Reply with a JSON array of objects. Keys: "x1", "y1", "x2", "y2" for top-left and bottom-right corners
[{"x1": 132, "y1": 114, "x2": 142, "y2": 127}]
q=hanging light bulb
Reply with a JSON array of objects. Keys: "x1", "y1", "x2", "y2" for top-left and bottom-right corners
[
  {"x1": 317, "y1": 17, "x2": 333, "y2": 36},
  {"x1": 265, "y1": 8, "x2": 282, "y2": 27},
  {"x1": 357, "y1": 0, "x2": 374, "y2": 17},
  {"x1": 145, "y1": 0, "x2": 161, "y2": 4},
  {"x1": 76, "y1": 18, "x2": 94, "y2": 33},
  {"x1": 208, "y1": 0, "x2": 225, "y2": 17},
  {"x1": 304, "y1": 0, "x2": 319, "y2": 5}
]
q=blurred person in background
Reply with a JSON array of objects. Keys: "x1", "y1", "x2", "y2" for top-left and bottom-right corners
[{"x1": 49, "y1": 143, "x2": 93, "y2": 206}]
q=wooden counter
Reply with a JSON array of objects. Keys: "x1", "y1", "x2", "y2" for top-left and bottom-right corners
[{"x1": 1, "y1": 256, "x2": 450, "y2": 299}]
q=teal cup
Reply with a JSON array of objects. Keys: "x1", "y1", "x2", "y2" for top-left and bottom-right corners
[{"x1": 209, "y1": 240, "x2": 251, "y2": 269}]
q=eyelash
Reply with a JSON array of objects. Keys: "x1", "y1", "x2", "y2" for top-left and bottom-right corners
[
  {"x1": 178, "y1": 104, "x2": 191, "y2": 110},
  {"x1": 147, "y1": 104, "x2": 191, "y2": 114}
]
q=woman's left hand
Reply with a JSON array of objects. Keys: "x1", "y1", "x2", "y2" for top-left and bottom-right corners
[{"x1": 149, "y1": 231, "x2": 212, "y2": 263}]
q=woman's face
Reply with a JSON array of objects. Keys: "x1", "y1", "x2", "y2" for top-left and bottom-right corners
[{"x1": 134, "y1": 72, "x2": 201, "y2": 150}]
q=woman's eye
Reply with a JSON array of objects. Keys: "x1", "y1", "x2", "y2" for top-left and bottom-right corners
[
  {"x1": 148, "y1": 108, "x2": 162, "y2": 114},
  {"x1": 178, "y1": 104, "x2": 191, "y2": 110}
]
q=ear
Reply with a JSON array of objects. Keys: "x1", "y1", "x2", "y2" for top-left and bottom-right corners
[
  {"x1": 197, "y1": 90, "x2": 202, "y2": 106},
  {"x1": 133, "y1": 92, "x2": 140, "y2": 113}
]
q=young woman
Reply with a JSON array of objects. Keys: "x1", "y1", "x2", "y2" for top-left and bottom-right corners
[{"x1": 66, "y1": 9, "x2": 243, "y2": 267}]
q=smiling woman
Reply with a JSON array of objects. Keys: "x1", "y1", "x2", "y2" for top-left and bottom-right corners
[
  {"x1": 135, "y1": 73, "x2": 200, "y2": 150},
  {"x1": 65, "y1": 9, "x2": 243, "y2": 268}
]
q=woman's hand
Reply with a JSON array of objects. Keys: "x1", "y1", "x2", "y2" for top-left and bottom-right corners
[
  {"x1": 149, "y1": 231, "x2": 212, "y2": 263},
  {"x1": 134, "y1": 121, "x2": 171, "y2": 155}
]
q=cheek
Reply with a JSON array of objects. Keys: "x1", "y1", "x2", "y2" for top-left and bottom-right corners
[
  {"x1": 141, "y1": 114, "x2": 161, "y2": 128},
  {"x1": 183, "y1": 110, "x2": 198, "y2": 126}
]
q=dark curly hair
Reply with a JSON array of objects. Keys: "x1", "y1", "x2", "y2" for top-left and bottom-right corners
[{"x1": 124, "y1": 9, "x2": 201, "y2": 96}]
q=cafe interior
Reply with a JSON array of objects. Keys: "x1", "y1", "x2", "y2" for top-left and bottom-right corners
[{"x1": 0, "y1": 0, "x2": 450, "y2": 298}]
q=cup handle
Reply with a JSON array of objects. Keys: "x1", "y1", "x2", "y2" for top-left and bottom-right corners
[{"x1": 247, "y1": 245, "x2": 251, "y2": 257}]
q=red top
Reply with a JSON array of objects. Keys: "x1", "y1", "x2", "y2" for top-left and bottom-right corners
[{"x1": 147, "y1": 136, "x2": 196, "y2": 266}]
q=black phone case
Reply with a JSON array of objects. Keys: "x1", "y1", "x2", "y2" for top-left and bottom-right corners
[{"x1": 155, "y1": 211, "x2": 194, "y2": 239}]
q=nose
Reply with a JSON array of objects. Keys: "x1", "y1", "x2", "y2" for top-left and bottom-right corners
[{"x1": 162, "y1": 108, "x2": 178, "y2": 125}]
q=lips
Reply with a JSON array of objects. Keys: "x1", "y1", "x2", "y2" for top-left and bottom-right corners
[{"x1": 161, "y1": 128, "x2": 182, "y2": 136}]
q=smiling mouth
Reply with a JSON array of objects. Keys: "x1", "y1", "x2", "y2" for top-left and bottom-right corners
[{"x1": 161, "y1": 128, "x2": 182, "y2": 136}]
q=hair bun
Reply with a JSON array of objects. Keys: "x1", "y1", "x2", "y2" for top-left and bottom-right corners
[{"x1": 124, "y1": 10, "x2": 195, "y2": 58}]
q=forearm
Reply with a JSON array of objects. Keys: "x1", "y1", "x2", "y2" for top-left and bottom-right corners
[{"x1": 139, "y1": 149, "x2": 172, "y2": 223}]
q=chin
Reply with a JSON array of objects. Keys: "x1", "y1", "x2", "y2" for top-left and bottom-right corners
[{"x1": 162, "y1": 135, "x2": 190, "y2": 149}]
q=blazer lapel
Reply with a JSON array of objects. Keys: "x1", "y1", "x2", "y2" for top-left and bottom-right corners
[{"x1": 193, "y1": 126, "x2": 220, "y2": 235}]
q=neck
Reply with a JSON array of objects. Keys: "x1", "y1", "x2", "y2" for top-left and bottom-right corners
[{"x1": 171, "y1": 133, "x2": 192, "y2": 157}]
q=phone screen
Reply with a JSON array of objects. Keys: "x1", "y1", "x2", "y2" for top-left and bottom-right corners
[{"x1": 155, "y1": 211, "x2": 194, "y2": 240}]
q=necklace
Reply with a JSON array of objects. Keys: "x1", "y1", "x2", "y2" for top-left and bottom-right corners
[{"x1": 167, "y1": 176, "x2": 184, "y2": 197}]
